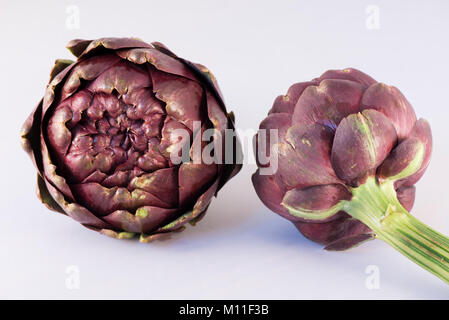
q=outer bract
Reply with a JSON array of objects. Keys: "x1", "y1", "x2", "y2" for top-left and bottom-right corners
[
  {"x1": 22, "y1": 38, "x2": 241, "y2": 242},
  {"x1": 253, "y1": 68, "x2": 449, "y2": 284}
]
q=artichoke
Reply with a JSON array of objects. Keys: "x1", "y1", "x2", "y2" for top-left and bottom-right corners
[
  {"x1": 21, "y1": 38, "x2": 241, "y2": 242},
  {"x1": 253, "y1": 68, "x2": 449, "y2": 283}
]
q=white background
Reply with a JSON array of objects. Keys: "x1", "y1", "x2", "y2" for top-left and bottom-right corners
[{"x1": 2, "y1": 0, "x2": 449, "y2": 299}]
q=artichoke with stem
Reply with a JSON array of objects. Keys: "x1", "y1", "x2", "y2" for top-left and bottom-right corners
[{"x1": 252, "y1": 68, "x2": 449, "y2": 284}]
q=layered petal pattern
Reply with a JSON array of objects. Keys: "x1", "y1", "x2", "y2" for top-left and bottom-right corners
[
  {"x1": 22, "y1": 38, "x2": 241, "y2": 242},
  {"x1": 253, "y1": 68, "x2": 432, "y2": 250}
]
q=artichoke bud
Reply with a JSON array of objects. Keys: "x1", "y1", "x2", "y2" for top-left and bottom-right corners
[
  {"x1": 253, "y1": 68, "x2": 433, "y2": 251},
  {"x1": 22, "y1": 38, "x2": 242, "y2": 242},
  {"x1": 253, "y1": 68, "x2": 449, "y2": 285}
]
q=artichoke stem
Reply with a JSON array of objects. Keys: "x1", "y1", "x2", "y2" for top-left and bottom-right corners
[{"x1": 345, "y1": 177, "x2": 449, "y2": 284}]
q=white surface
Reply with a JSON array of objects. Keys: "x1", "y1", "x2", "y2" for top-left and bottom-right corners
[{"x1": 1, "y1": 0, "x2": 449, "y2": 299}]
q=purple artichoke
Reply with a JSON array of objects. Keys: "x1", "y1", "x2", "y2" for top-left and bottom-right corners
[
  {"x1": 253, "y1": 68, "x2": 449, "y2": 283},
  {"x1": 22, "y1": 38, "x2": 241, "y2": 242}
]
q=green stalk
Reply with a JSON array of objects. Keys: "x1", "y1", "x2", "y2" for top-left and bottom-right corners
[{"x1": 344, "y1": 177, "x2": 449, "y2": 284}]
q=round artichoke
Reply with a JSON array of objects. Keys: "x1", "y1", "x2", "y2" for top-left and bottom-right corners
[
  {"x1": 253, "y1": 68, "x2": 449, "y2": 283},
  {"x1": 22, "y1": 37, "x2": 241, "y2": 242}
]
